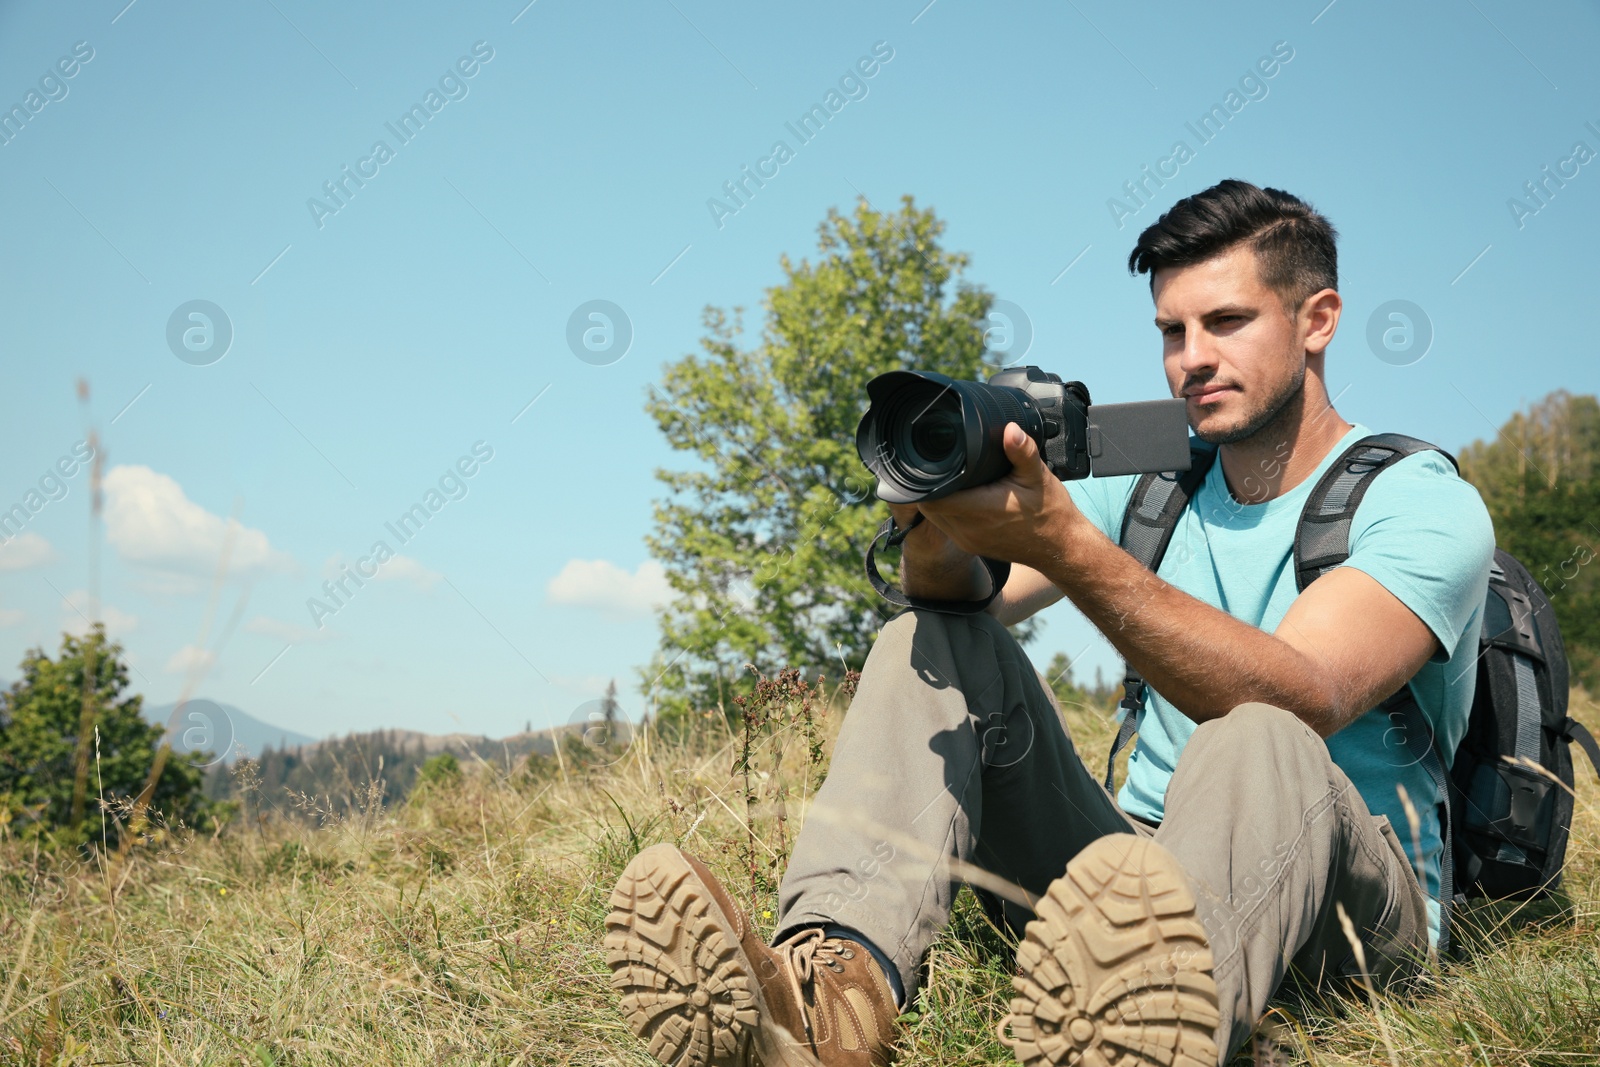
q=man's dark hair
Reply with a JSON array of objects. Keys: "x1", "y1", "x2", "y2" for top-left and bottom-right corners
[{"x1": 1127, "y1": 179, "x2": 1338, "y2": 314}]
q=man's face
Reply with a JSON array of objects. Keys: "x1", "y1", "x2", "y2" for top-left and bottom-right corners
[{"x1": 1152, "y1": 245, "x2": 1308, "y2": 444}]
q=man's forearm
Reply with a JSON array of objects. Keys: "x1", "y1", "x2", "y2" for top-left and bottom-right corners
[
  {"x1": 906, "y1": 423, "x2": 1433, "y2": 738},
  {"x1": 899, "y1": 532, "x2": 990, "y2": 601},
  {"x1": 1038, "y1": 513, "x2": 1346, "y2": 734}
]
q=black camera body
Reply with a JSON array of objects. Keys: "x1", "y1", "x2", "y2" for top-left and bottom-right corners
[
  {"x1": 985, "y1": 365, "x2": 1094, "y2": 482},
  {"x1": 855, "y1": 364, "x2": 1192, "y2": 504}
]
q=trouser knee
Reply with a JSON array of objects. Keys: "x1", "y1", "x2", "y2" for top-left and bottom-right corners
[
  {"x1": 862, "y1": 608, "x2": 1051, "y2": 765},
  {"x1": 1187, "y1": 701, "x2": 1323, "y2": 763},
  {"x1": 868, "y1": 608, "x2": 1024, "y2": 684},
  {"x1": 878, "y1": 606, "x2": 1015, "y2": 645},
  {"x1": 1172, "y1": 702, "x2": 1335, "y2": 817}
]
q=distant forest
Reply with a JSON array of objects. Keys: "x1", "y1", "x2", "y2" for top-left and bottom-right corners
[
  {"x1": 1458, "y1": 390, "x2": 1600, "y2": 688},
  {"x1": 207, "y1": 728, "x2": 554, "y2": 821}
]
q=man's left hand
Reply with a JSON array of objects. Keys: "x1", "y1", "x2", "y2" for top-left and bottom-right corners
[{"x1": 917, "y1": 422, "x2": 1084, "y2": 571}]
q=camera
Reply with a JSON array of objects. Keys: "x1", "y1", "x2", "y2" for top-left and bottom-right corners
[{"x1": 855, "y1": 365, "x2": 1193, "y2": 503}]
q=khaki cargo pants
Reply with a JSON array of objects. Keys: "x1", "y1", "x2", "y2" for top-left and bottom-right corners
[{"x1": 774, "y1": 608, "x2": 1430, "y2": 1063}]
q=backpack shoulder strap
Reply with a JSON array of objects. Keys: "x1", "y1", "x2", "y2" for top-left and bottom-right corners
[
  {"x1": 1119, "y1": 439, "x2": 1219, "y2": 571},
  {"x1": 1104, "y1": 440, "x2": 1218, "y2": 792},
  {"x1": 1564, "y1": 718, "x2": 1600, "y2": 780},
  {"x1": 1293, "y1": 433, "x2": 1457, "y2": 592}
]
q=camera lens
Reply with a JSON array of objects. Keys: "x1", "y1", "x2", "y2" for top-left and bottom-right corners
[
  {"x1": 905, "y1": 396, "x2": 961, "y2": 467},
  {"x1": 857, "y1": 369, "x2": 1045, "y2": 503},
  {"x1": 880, "y1": 382, "x2": 964, "y2": 496}
]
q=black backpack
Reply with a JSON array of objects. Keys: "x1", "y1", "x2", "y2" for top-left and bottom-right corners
[{"x1": 1106, "y1": 433, "x2": 1600, "y2": 952}]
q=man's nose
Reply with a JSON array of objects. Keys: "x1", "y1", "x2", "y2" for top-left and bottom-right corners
[{"x1": 1178, "y1": 328, "x2": 1218, "y2": 377}]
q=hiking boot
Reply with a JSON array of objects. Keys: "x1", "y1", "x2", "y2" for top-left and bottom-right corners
[
  {"x1": 998, "y1": 835, "x2": 1221, "y2": 1067},
  {"x1": 605, "y1": 843, "x2": 901, "y2": 1067}
]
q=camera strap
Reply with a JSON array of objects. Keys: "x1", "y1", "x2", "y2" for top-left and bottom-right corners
[{"x1": 865, "y1": 513, "x2": 1011, "y2": 615}]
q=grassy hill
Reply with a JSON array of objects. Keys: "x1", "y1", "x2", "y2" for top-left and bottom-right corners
[{"x1": 1, "y1": 678, "x2": 1596, "y2": 1065}]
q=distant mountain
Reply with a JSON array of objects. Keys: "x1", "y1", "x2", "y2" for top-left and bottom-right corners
[{"x1": 144, "y1": 699, "x2": 318, "y2": 764}]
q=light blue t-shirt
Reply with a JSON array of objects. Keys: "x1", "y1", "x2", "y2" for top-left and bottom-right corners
[{"x1": 1065, "y1": 423, "x2": 1495, "y2": 944}]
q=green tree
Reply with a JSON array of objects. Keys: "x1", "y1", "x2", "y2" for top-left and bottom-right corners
[
  {"x1": 642, "y1": 197, "x2": 1005, "y2": 722},
  {"x1": 1458, "y1": 391, "x2": 1600, "y2": 688},
  {"x1": 1042, "y1": 652, "x2": 1119, "y2": 716},
  {"x1": 600, "y1": 678, "x2": 620, "y2": 743},
  {"x1": 413, "y1": 751, "x2": 463, "y2": 792},
  {"x1": 0, "y1": 625, "x2": 213, "y2": 843}
]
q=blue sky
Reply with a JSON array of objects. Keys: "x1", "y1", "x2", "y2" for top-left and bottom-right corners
[{"x1": 1, "y1": 0, "x2": 1596, "y2": 743}]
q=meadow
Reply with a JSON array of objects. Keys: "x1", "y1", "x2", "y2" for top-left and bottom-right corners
[{"x1": 2, "y1": 673, "x2": 1596, "y2": 1066}]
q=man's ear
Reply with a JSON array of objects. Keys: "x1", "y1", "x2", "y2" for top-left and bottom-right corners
[{"x1": 1301, "y1": 288, "x2": 1341, "y2": 358}]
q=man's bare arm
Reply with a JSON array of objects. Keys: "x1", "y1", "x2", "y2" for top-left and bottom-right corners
[
  {"x1": 914, "y1": 424, "x2": 1440, "y2": 737},
  {"x1": 986, "y1": 563, "x2": 1064, "y2": 626},
  {"x1": 1036, "y1": 519, "x2": 1438, "y2": 736}
]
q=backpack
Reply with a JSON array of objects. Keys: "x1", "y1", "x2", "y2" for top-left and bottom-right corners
[{"x1": 1105, "y1": 432, "x2": 1600, "y2": 953}]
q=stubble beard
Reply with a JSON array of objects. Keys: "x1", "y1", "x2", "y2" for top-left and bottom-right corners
[{"x1": 1193, "y1": 362, "x2": 1307, "y2": 447}]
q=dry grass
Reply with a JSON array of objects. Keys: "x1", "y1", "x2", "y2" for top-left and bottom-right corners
[{"x1": 1, "y1": 683, "x2": 1596, "y2": 1066}]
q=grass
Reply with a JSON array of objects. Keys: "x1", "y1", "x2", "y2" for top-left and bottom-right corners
[{"x1": 2, "y1": 680, "x2": 1597, "y2": 1066}]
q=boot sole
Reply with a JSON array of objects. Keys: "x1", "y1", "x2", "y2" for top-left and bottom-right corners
[
  {"x1": 604, "y1": 844, "x2": 821, "y2": 1067},
  {"x1": 1000, "y1": 835, "x2": 1220, "y2": 1067}
]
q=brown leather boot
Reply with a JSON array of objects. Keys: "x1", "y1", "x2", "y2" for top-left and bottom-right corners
[
  {"x1": 998, "y1": 835, "x2": 1221, "y2": 1067},
  {"x1": 605, "y1": 843, "x2": 902, "y2": 1067}
]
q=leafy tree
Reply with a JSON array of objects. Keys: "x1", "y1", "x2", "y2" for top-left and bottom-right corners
[
  {"x1": 600, "y1": 678, "x2": 620, "y2": 742},
  {"x1": 1458, "y1": 391, "x2": 1600, "y2": 688},
  {"x1": 1043, "y1": 652, "x2": 1119, "y2": 717},
  {"x1": 642, "y1": 197, "x2": 1010, "y2": 722},
  {"x1": 0, "y1": 625, "x2": 213, "y2": 843},
  {"x1": 413, "y1": 751, "x2": 463, "y2": 792}
]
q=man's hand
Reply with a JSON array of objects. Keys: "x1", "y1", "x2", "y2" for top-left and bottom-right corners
[
  {"x1": 916, "y1": 422, "x2": 1086, "y2": 573},
  {"x1": 883, "y1": 422, "x2": 1083, "y2": 610},
  {"x1": 887, "y1": 498, "x2": 993, "y2": 602}
]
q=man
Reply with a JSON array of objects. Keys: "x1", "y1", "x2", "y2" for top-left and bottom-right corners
[{"x1": 604, "y1": 180, "x2": 1495, "y2": 1067}]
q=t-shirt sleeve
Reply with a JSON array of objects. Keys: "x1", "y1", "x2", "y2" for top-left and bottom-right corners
[
  {"x1": 1066, "y1": 473, "x2": 1140, "y2": 545},
  {"x1": 1339, "y1": 451, "x2": 1496, "y2": 663}
]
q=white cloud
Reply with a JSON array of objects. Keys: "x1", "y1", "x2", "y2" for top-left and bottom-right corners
[
  {"x1": 546, "y1": 559, "x2": 671, "y2": 620},
  {"x1": 60, "y1": 589, "x2": 138, "y2": 637},
  {"x1": 0, "y1": 532, "x2": 57, "y2": 571},
  {"x1": 126, "y1": 571, "x2": 214, "y2": 597},
  {"x1": 244, "y1": 615, "x2": 336, "y2": 645},
  {"x1": 163, "y1": 644, "x2": 216, "y2": 675},
  {"x1": 372, "y1": 554, "x2": 441, "y2": 590},
  {"x1": 0, "y1": 608, "x2": 24, "y2": 627},
  {"x1": 103, "y1": 466, "x2": 294, "y2": 585},
  {"x1": 548, "y1": 672, "x2": 617, "y2": 698},
  {"x1": 320, "y1": 553, "x2": 441, "y2": 592}
]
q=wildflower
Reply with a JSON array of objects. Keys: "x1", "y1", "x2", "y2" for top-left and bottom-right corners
[{"x1": 218, "y1": 887, "x2": 228, "y2": 896}]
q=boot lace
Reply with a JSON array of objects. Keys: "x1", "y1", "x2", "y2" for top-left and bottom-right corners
[{"x1": 772, "y1": 926, "x2": 856, "y2": 1032}]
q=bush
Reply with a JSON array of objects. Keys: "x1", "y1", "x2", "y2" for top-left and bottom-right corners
[
  {"x1": 414, "y1": 752, "x2": 463, "y2": 791},
  {"x1": 0, "y1": 625, "x2": 216, "y2": 846}
]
